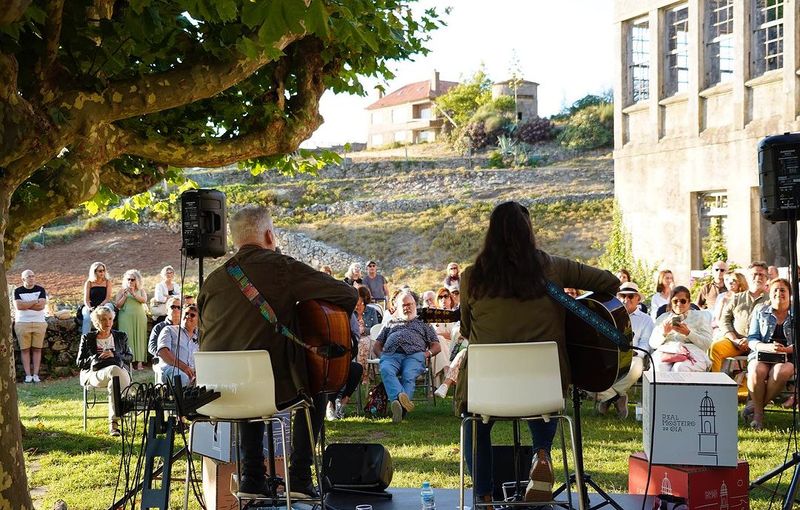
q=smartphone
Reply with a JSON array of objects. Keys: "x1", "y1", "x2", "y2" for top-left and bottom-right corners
[{"x1": 671, "y1": 316, "x2": 683, "y2": 326}]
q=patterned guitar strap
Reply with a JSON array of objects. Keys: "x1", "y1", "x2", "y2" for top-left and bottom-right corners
[
  {"x1": 225, "y1": 258, "x2": 346, "y2": 359},
  {"x1": 544, "y1": 280, "x2": 629, "y2": 350}
]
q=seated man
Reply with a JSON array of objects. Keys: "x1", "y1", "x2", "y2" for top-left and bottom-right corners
[
  {"x1": 156, "y1": 304, "x2": 199, "y2": 386},
  {"x1": 596, "y1": 282, "x2": 654, "y2": 417},
  {"x1": 374, "y1": 290, "x2": 441, "y2": 423}
]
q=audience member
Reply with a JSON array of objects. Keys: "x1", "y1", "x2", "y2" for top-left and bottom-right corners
[
  {"x1": 421, "y1": 290, "x2": 436, "y2": 308},
  {"x1": 449, "y1": 285, "x2": 460, "y2": 309},
  {"x1": 436, "y1": 286, "x2": 455, "y2": 310},
  {"x1": 768, "y1": 265, "x2": 779, "y2": 281},
  {"x1": 649, "y1": 269, "x2": 674, "y2": 320},
  {"x1": 374, "y1": 290, "x2": 440, "y2": 423},
  {"x1": 13, "y1": 269, "x2": 48, "y2": 383},
  {"x1": 695, "y1": 261, "x2": 728, "y2": 310},
  {"x1": 649, "y1": 286, "x2": 712, "y2": 372},
  {"x1": 596, "y1": 282, "x2": 654, "y2": 417},
  {"x1": 443, "y1": 262, "x2": 460, "y2": 288},
  {"x1": 76, "y1": 306, "x2": 132, "y2": 436},
  {"x1": 114, "y1": 269, "x2": 148, "y2": 370},
  {"x1": 363, "y1": 260, "x2": 390, "y2": 304},
  {"x1": 156, "y1": 304, "x2": 200, "y2": 386},
  {"x1": 152, "y1": 265, "x2": 181, "y2": 323},
  {"x1": 709, "y1": 261, "x2": 769, "y2": 372},
  {"x1": 148, "y1": 296, "x2": 182, "y2": 364},
  {"x1": 616, "y1": 269, "x2": 631, "y2": 283},
  {"x1": 82, "y1": 262, "x2": 113, "y2": 335},
  {"x1": 344, "y1": 263, "x2": 363, "y2": 286},
  {"x1": 327, "y1": 310, "x2": 366, "y2": 421},
  {"x1": 744, "y1": 278, "x2": 794, "y2": 430},
  {"x1": 433, "y1": 323, "x2": 466, "y2": 398},
  {"x1": 354, "y1": 286, "x2": 381, "y2": 382},
  {"x1": 712, "y1": 270, "x2": 747, "y2": 332}
]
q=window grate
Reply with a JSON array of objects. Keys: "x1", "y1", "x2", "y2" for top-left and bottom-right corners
[
  {"x1": 665, "y1": 4, "x2": 690, "y2": 96},
  {"x1": 706, "y1": 0, "x2": 734, "y2": 86},
  {"x1": 629, "y1": 19, "x2": 650, "y2": 103},
  {"x1": 753, "y1": 0, "x2": 784, "y2": 75}
]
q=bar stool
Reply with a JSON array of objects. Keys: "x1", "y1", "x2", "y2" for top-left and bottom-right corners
[
  {"x1": 186, "y1": 350, "x2": 323, "y2": 510},
  {"x1": 459, "y1": 342, "x2": 585, "y2": 510}
]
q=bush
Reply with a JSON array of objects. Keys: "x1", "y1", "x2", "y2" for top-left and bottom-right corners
[
  {"x1": 514, "y1": 118, "x2": 555, "y2": 144},
  {"x1": 557, "y1": 103, "x2": 613, "y2": 150}
]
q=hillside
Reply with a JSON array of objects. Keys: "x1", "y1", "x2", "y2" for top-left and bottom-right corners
[{"x1": 11, "y1": 143, "x2": 614, "y2": 304}]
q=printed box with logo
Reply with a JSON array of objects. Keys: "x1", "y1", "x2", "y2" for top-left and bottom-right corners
[
  {"x1": 643, "y1": 371, "x2": 738, "y2": 467},
  {"x1": 629, "y1": 452, "x2": 749, "y2": 509}
]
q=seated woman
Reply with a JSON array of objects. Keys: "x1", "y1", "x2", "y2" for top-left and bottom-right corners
[
  {"x1": 152, "y1": 265, "x2": 182, "y2": 324},
  {"x1": 431, "y1": 286, "x2": 458, "y2": 380},
  {"x1": 76, "y1": 306, "x2": 132, "y2": 436},
  {"x1": 374, "y1": 290, "x2": 441, "y2": 423},
  {"x1": 649, "y1": 285, "x2": 713, "y2": 372},
  {"x1": 434, "y1": 323, "x2": 468, "y2": 398},
  {"x1": 712, "y1": 270, "x2": 747, "y2": 336},
  {"x1": 744, "y1": 278, "x2": 795, "y2": 430},
  {"x1": 353, "y1": 286, "x2": 381, "y2": 380}
]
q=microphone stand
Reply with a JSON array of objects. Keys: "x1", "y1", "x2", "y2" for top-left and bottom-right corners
[{"x1": 748, "y1": 211, "x2": 800, "y2": 509}]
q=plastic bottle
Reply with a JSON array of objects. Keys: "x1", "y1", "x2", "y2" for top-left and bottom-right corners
[{"x1": 420, "y1": 481, "x2": 436, "y2": 509}]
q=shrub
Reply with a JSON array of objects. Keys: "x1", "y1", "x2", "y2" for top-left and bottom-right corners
[
  {"x1": 557, "y1": 103, "x2": 613, "y2": 150},
  {"x1": 515, "y1": 118, "x2": 555, "y2": 144},
  {"x1": 702, "y1": 217, "x2": 727, "y2": 268}
]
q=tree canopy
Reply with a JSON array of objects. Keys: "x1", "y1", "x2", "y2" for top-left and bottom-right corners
[{"x1": 0, "y1": 1, "x2": 440, "y2": 506}]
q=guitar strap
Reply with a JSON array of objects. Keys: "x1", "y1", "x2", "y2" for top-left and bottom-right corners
[
  {"x1": 544, "y1": 280, "x2": 629, "y2": 350},
  {"x1": 225, "y1": 258, "x2": 346, "y2": 359}
]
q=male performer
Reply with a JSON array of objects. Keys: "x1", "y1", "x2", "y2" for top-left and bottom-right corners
[
  {"x1": 198, "y1": 206, "x2": 357, "y2": 500},
  {"x1": 596, "y1": 282, "x2": 654, "y2": 418}
]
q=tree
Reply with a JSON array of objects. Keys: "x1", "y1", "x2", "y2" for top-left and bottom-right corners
[
  {"x1": 596, "y1": 202, "x2": 657, "y2": 297},
  {"x1": 0, "y1": 1, "x2": 440, "y2": 506},
  {"x1": 434, "y1": 68, "x2": 492, "y2": 130},
  {"x1": 702, "y1": 217, "x2": 728, "y2": 268}
]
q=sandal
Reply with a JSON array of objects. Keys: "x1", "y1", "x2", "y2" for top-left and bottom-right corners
[{"x1": 741, "y1": 403, "x2": 754, "y2": 423}]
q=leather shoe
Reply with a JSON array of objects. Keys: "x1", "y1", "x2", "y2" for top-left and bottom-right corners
[
  {"x1": 524, "y1": 449, "x2": 554, "y2": 502},
  {"x1": 615, "y1": 394, "x2": 629, "y2": 419},
  {"x1": 398, "y1": 392, "x2": 415, "y2": 412},
  {"x1": 237, "y1": 476, "x2": 271, "y2": 499},
  {"x1": 596, "y1": 399, "x2": 610, "y2": 415}
]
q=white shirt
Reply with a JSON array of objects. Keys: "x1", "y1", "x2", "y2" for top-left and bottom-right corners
[
  {"x1": 630, "y1": 308, "x2": 655, "y2": 356},
  {"x1": 650, "y1": 293, "x2": 669, "y2": 320}
]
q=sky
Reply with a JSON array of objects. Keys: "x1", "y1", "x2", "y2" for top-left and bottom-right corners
[{"x1": 305, "y1": 0, "x2": 615, "y2": 148}]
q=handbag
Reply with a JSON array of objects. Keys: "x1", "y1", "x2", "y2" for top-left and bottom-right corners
[
  {"x1": 149, "y1": 298, "x2": 167, "y2": 317},
  {"x1": 659, "y1": 344, "x2": 696, "y2": 364}
]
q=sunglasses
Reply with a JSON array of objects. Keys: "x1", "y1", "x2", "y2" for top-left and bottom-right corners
[
  {"x1": 714, "y1": 268, "x2": 726, "y2": 272},
  {"x1": 170, "y1": 305, "x2": 182, "y2": 310},
  {"x1": 438, "y1": 294, "x2": 449, "y2": 299},
  {"x1": 183, "y1": 312, "x2": 197, "y2": 318},
  {"x1": 671, "y1": 298, "x2": 688, "y2": 305},
  {"x1": 127, "y1": 278, "x2": 136, "y2": 281}
]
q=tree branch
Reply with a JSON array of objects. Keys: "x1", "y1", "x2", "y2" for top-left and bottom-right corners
[
  {"x1": 100, "y1": 163, "x2": 167, "y2": 195},
  {"x1": 0, "y1": 0, "x2": 31, "y2": 26}
]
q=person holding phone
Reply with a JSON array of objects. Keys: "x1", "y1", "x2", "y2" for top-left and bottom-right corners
[{"x1": 649, "y1": 285, "x2": 713, "y2": 372}]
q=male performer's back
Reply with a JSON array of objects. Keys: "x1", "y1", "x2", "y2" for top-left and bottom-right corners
[{"x1": 198, "y1": 205, "x2": 357, "y2": 499}]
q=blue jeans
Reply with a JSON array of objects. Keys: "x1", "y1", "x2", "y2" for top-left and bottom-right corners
[
  {"x1": 159, "y1": 364, "x2": 191, "y2": 387},
  {"x1": 379, "y1": 351, "x2": 426, "y2": 401},
  {"x1": 463, "y1": 418, "x2": 558, "y2": 498},
  {"x1": 81, "y1": 306, "x2": 93, "y2": 335}
]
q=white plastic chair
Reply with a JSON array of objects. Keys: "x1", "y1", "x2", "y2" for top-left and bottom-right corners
[
  {"x1": 459, "y1": 342, "x2": 585, "y2": 510},
  {"x1": 186, "y1": 350, "x2": 321, "y2": 510}
]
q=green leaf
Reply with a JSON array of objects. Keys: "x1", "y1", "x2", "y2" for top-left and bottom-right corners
[
  {"x1": 241, "y1": 0, "x2": 269, "y2": 28},
  {"x1": 305, "y1": 0, "x2": 330, "y2": 38}
]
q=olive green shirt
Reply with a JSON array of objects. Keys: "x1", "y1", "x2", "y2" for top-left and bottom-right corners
[
  {"x1": 454, "y1": 252, "x2": 620, "y2": 414},
  {"x1": 720, "y1": 290, "x2": 768, "y2": 339}
]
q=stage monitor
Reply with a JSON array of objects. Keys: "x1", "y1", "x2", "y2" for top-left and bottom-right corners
[
  {"x1": 180, "y1": 189, "x2": 227, "y2": 258},
  {"x1": 759, "y1": 132, "x2": 800, "y2": 222}
]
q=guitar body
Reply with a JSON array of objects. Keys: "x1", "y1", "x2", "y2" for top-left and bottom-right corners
[
  {"x1": 565, "y1": 292, "x2": 634, "y2": 392},
  {"x1": 296, "y1": 300, "x2": 351, "y2": 395}
]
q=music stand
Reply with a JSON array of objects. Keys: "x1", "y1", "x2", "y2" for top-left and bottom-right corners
[{"x1": 748, "y1": 211, "x2": 800, "y2": 509}]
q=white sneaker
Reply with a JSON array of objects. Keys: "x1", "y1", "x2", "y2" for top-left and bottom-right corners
[
  {"x1": 434, "y1": 383, "x2": 449, "y2": 398},
  {"x1": 32, "y1": 375, "x2": 41, "y2": 383},
  {"x1": 325, "y1": 402, "x2": 337, "y2": 421},
  {"x1": 24, "y1": 375, "x2": 33, "y2": 383}
]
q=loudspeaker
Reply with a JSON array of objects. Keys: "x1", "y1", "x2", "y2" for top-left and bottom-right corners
[
  {"x1": 180, "y1": 189, "x2": 227, "y2": 258},
  {"x1": 323, "y1": 443, "x2": 393, "y2": 491},
  {"x1": 758, "y1": 132, "x2": 800, "y2": 222}
]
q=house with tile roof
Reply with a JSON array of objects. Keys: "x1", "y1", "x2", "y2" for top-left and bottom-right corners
[{"x1": 365, "y1": 70, "x2": 458, "y2": 148}]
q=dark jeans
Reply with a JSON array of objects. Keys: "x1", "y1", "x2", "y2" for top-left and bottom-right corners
[
  {"x1": 463, "y1": 418, "x2": 558, "y2": 498},
  {"x1": 329, "y1": 362, "x2": 364, "y2": 402},
  {"x1": 239, "y1": 392, "x2": 326, "y2": 483}
]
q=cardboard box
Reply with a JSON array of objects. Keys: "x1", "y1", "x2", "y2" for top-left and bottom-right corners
[
  {"x1": 629, "y1": 452, "x2": 749, "y2": 509},
  {"x1": 643, "y1": 371, "x2": 738, "y2": 466}
]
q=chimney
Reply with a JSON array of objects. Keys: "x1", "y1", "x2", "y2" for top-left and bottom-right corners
[
  {"x1": 375, "y1": 84, "x2": 385, "y2": 99},
  {"x1": 430, "y1": 69, "x2": 440, "y2": 93}
]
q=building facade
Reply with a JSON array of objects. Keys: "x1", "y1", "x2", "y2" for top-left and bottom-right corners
[
  {"x1": 614, "y1": 0, "x2": 800, "y2": 281},
  {"x1": 365, "y1": 71, "x2": 458, "y2": 148}
]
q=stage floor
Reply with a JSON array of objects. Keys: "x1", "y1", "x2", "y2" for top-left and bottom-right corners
[{"x1": 251, "y1": 487, "x2": 656, "y2": 509}]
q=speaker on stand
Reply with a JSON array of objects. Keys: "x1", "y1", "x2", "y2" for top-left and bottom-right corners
[
  {"x1": 751, "y1": 132, "x2": 800, "y2": 509},
  {"x1": 180, "y1": 189, "x2": 227, "y2": 288}
]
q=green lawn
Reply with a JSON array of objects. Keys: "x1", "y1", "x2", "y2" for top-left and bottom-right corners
[{"x1": 17, "y1": 373, "x2": 799, "y2": 509}]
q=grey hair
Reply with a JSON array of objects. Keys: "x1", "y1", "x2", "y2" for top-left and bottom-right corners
[
  {"x1": 230, "y1": 206, "x2": 273, "y2": 248},
  {"x1": 90, "y1": 306, "x2": 115, "y2": 329},
  {"x1": 160, "y1": 265, "x2": 175, "y2": 280},
  {"x1": 122, "y1": 269, "x2": 142, "y2": 290},
  {"x1": 345, "y1": 263, "x2": 362, "y2": 280},
  {"x1": 21, "y1": 269, "x2": 34, "y2": 279},
  {"x1": 88, "y1": 262, "x2": 107, "y2": 282},
  {"x1": 394, "y1": 289, "x2": 415, "y2": 310}
]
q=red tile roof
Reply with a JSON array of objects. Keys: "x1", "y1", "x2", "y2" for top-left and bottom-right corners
[{"x1": 366, "y1": 79, "x2": 459, "y2": 110}]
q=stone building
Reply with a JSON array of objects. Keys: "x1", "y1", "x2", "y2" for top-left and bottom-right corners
[
  {"x1": 613, "y1": 0, "x2": 799, "y2": 281},
  {"x1": 492, "y1": 79, "x2": 539, "y2": 122},
  {"x1": 365, "y1": 70, "x2": 458, "y2": 148}
]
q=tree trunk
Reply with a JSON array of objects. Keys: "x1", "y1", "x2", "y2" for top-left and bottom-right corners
[{"x1": 0, "y1": 211, "x2": 33, "y2": 508}]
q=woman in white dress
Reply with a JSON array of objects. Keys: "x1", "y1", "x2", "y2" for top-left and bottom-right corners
[{"x1": 649, "y1": 285, "x2": 712, "y2": 372}]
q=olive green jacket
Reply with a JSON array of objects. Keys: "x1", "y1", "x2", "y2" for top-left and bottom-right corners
[{"x1": 454, "y1": 252, "x2": 620, "y2": 415}]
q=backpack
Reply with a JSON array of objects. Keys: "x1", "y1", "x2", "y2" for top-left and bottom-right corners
[{"x1": 363, "y1": 382, "x2": 388, "y2": 418}]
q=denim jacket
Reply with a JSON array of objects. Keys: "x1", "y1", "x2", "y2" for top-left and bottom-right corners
[{"x1": 747, "y1": 303, "x2": 793, "y2": 361}]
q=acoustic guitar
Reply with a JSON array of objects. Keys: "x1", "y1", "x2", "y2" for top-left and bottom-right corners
[
  {"x1": 295, "y1": 300, "x2": 352, "y2": 395},
  {"x1": 564, "y1": 292, "x2": 633, "y2": 392}
]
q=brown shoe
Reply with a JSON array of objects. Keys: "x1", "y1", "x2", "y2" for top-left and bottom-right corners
[
  {"x1": 397, "y1": 392, "x2": 415, "y2": 412},
  {"x1": 524, "y1": 449, "x2": 554, "y2": 502}
]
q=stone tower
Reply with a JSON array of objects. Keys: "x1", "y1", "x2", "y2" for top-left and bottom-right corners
[{"x1": 491, "y1": 79, "x2": 539, "y2": 123}]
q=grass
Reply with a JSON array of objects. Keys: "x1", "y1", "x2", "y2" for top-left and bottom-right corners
[{"x1": 16, "y1": 372, "x2": 800, "y2": 510}]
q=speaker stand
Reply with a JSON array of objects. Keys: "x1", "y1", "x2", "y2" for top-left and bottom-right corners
[{"x1": 198, "y1": 256, "x2": 204, "y2": 289}]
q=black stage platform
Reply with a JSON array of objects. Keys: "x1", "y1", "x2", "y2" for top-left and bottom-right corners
[{"x1": 251, "y1": 487, "x2": 656, "y2": 509}]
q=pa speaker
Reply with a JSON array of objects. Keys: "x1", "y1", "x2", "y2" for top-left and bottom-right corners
[
  {"x1": 759, "y1": 132, "x2": 800, "y2": 222},
  {"x1": 323, "y1": 443, "x2": 393, "y2": 491},
  {"x1": 180, "y1": 189, "x2": 227, "y2": 258}
]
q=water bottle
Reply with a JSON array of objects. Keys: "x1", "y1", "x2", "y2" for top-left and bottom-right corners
[{"x1": 420, "y1": 481, "x2": 436, "y2": 509}]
